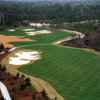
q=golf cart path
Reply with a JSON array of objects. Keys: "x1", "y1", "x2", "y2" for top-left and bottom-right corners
[{"x1": 0, "y1": 82, "x2": 11, "y2": 100}]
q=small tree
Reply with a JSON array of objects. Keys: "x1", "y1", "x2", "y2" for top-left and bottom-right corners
[
  {"x1": 19, "y1": 84, "x2": 27, "y2": 91},
  {"x1": 16, "y1": 72, "x2": 20, "y2": 78},
  {"x1": 0, "y1": 43, "x2": 4, "y2": 50},
  {"x1": 21, "y1": 74, "x2": 25, "y2": 79},
  {"x1": 32, "y1": 94, "x2": 36, "y2": 100},
  {"x1": 10, "y1": 88, "x2": 16, "y2": 93},
  {"x1": 0, "y1": 64, "x2": 2, "y2": 70},
  {"x1": 25, "y1": 78, "x2": 31, "y2": 86},
  {"x1": 7, "y1": 72, "x2": 10, "y2": 76},
  {"x1": 2, "y1": 65, "x2": 6, "y2": 72},
  {"x1": 41, "y1": 89, "x2": 46, "y2": 97},
  {"x1": 7, "y1": 47, "x2": 9, "y2": 50},
  {"x1": 25, "y1": 78, "x2": 30, "y2": 83}
]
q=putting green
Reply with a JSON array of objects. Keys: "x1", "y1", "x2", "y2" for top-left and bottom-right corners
[{"x1": 1, "y1": 27, "x2": 100, "y2": 100}]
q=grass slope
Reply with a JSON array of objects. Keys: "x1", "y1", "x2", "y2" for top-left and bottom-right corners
[{"x1": 1, "y1": 27, "x2": 100, "y2": 100}]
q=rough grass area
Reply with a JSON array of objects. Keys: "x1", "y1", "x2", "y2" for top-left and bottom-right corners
[{"x1": 1, "y1": 27, "x2": 100, "y2": 100}]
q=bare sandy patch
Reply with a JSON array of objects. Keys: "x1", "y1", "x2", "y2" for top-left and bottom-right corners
[
  {"x1": 26, "y1": 30, "x2": 51, "y2": 36},
  {"x1": 9, "y1": 51, "x2": 40, "y2": 65},
  {"x1": 1, "y1": 49, "x2": 64, "y2": 100},
  {"x1": 22, "y1": 29, "x2": 35, "y2": 31},
  {"x1": 8, "y1": 29, "x2": 15, "y2": 32},
  {"x1": 0, "y1": 35, "x2": 35, "y2": 48}
]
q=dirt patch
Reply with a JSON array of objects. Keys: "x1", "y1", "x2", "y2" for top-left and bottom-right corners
[
  {"x1": 0, "y1": 35, "x2": 35, "y2": 48},
  {"x1": 1, "y1": 49, "x2": 64, "y2": 100}
]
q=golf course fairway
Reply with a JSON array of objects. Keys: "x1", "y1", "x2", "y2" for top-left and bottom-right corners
[{"x1": 0, "y1": 27, "x2": 100, "y2": 100}]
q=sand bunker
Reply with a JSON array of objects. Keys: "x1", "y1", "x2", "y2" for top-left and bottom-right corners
[
  {"x1": 26, "y1": 30, "x2": 51, "y2": 36},
  {"x1": 23, "y1": 29, "x2": 35, "y2": 31},
  {"x1": 8, "y1": 29, "x2": 15, "y2": 32},
  {"x1": 9, "y1": 51, "x2": 40, "y2": 65},
  {"x1": 0, "y1": 35, "x2": 34, "y2": 48}
]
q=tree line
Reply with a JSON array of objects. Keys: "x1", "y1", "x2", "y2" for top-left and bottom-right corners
[{"x1": 0, "y1": 2, "x2": 100, "y2": 26}]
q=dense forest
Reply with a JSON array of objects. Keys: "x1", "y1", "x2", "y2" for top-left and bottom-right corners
[{"x1": 0, "y1": 2, "x2": 100, "y2": 25}]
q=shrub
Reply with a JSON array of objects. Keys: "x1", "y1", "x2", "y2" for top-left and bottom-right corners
[
  {"x1": 0, "y1": 64, "x2": 2, "y2": 70},
  {"x1": 2, "y1": 66, "x2": 6, "y2": 72},
  {"x1": 15, "y1": 72, "x2": 20, "y2": 79},
  {"x1": 21, "y1": 74, "x2": 25, "y2": 79},
  {"x1": 8, "y1": 78, "x2": 11, "y2": 81},
  {"x1": 19, "y1": 84, "x2": 27, "y2": 91},
  {"x1": 0, "y1": 78, "x2": 4, "y2": 80},
  {"x1": 0, "y1": 43, "x2": 4, "y2": 50},
  {"x1": 10, "y1": 82, "x2": 15, "y2": 85},
  {"x1": 7, "y1": 72, "x2": 10, "y2": 76},
  {"x1": 10, "y1": 88, "x2": 16, "y2": 93},
  {"x1": 32, "y1": 94, "x2": 36, "y2": 100},
  {"x1": 41, "y1": 89, "x2": 49, "y2": 99},
  {"x1": 41, "y1": 89, "x2": 46, "y2": 97},
  {"x1": 25, "y1": 78, "x2": 31, "y2": 86},
  {"x1": 25, "y1": 78, "x2": 30, "y2": 83},
  {"x1": 26, "y1": 82, "x2": 31, "y2": 87}
]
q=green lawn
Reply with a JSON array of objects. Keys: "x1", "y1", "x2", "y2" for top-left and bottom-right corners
[{"x1": 1, "y1": 27, "x2": 100, "y2": 100}]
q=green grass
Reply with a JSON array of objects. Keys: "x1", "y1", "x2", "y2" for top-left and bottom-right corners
[{"x1": 1, "y1": 27, "x2": 100, "y2": 100}]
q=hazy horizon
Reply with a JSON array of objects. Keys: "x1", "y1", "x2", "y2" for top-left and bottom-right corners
[{"x1": 0, "y1": 0, "x2": 99, "y2": 2}]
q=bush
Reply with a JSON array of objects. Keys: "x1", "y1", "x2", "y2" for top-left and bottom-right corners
[
  {"x1": 19, "y1": 84, "x2": 27, "y2": 91},
  {"x1": 41, "y1": 89, "x2": 47, "y2": 97},
  {"x1": 32, "y1": 94, "x2": 36, "y2": 100},
  {"x1": 10, "y1": 88, "x2": 16, "y2": 93},
  {"x1": 0, "y1": 43, "x2": 4, "y2": 50},
  {"x1": 7, "y1": 72, "x2": 10, "y2": 76},
  {"x1": 8, "y1": 78, "x2": 11, "y2": 81},
  {"x1": 0, "y1": 78, "x2": 4, "y2": 80},
  {"x1": 26, "y1": 82, "x2": 31, "y2": 87},
  {"x1": 15, "y1": 72, "x2": 20, "y2": 79},
  {"x1": 25, "y1": 78, "x2": 31, "y2": 86},
  {"x1": 10, "y1": 82, "x2": 15, "y2": 85},
  {"x1": 21, "y1": 74, "x2": 25, "y2": 79},
  {"x1": 41, "y1": 89, "x2": 49, "y2": 99},
  {"x1": 0, "y1": 64, "x2": 2, "y2": 70},
  {"x1": 2, "y1": 66, "x2": 6, "y2": 72},
  {"x1": 25, "y1": 78, "x2": 30, "y2": 83},
  {"x1": 0, "y1": 64, "x2": 6, "y2": 71}
]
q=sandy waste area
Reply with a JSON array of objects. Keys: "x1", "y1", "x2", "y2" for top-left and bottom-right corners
[{"x1": 0, "y1": 35, "x2": 34, "y2": 48}]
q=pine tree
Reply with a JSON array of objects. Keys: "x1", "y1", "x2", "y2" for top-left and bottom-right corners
[{"x1": 0, "y1": 43, "x2": 4, "y2": 49}]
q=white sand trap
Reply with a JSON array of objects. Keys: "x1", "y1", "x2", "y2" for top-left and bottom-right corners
[
  {"x1": 8, "y1": 29, "x2": 15, "y2": 32},
  {"x1": 36, "y1": 30, "x2": 51, "y2": 34},
  {"x1": 9, "y1": 51, "x2": 40, "y2": 65},
  {"x1": 26, "y1": 30, "x2": 51, "y2": 36},
  {"x1": 26, "y1": 32, "x2": 36, "y2": 35},
  {"x1": 23, "y1": 29, "x2": 35, "y2": 31}
]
